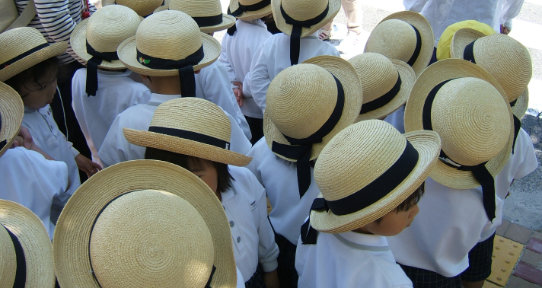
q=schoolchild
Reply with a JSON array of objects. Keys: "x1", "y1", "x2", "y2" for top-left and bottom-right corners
[
  {"x1": 219, "y1": 0, "x2": 273, "y2": 144},
  {"x1": 98, "y1": 10, "x2": 251, "y2": 167},
  {"x1": 53, "y1": 160, "x2": 239, "y2": 287},
  {"x1": 248, "y1": 0, "x2": 341, "y2": 112},
  {"x1": 246, "y1": 55, "x2": 362, "y2": 287},
  {"x1": 70, "y1": 5, "x2": 151, "y2": 154},
  {"x1": 0, "y1": 27, "x2": 101, "y2": 217},
  {"x1": 157, "y1": 0, "x2": 252, "y2": 140},
  {"x1": 387, "y1": 59, "x2": 516, "y2": 288},
  {"x1": 102, "y1": 0, "x2": 163, "y2": 17},
  {"x1": 0, "y1": 200, "x2": 56, "y2": 287},
  {"x1": 0, "y1": 81, "x2": 69, "y2": 238},
  {"x1": 124, "y1": 97, "x2": 280, "y2": 288},
  {"x1": 296, "y1": 119, "x2": 441, "y2": 288}
]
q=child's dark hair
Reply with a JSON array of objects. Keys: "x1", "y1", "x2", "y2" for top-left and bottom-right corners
[
  {"x1": 145, "y1": 147, "x2": 232, "y2": 193},
  {"x1": 5, "y1": 57, "x2": 59, "y2": 96},
  {"x1": 375, "y1": 182, "x2": 425, "y2": 223}
]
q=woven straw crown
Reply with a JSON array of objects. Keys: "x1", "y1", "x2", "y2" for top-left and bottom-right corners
[
  {"x1": 0, "y1": 27, "x2": 67, "y2": 82},
  {"x1": 349, "y1": 53, "x2": 415, "y2": 121},
  {"x1": 311, "y1": 120, "x2": 441, "y2": 233},
  {"x1": 166, "y1": 0, "x2": 235, "y2": 33},
  {"x1": 271, "y1": 0, "x2": 340, "y2": 37},
  {"x1": 103, "y1": 0, "x2": 163, "y2": 16},
  {"x1": 0, "y1": 82, "x2": 24, "y2": 157},
  {"x1": 229, "y1": 0, "x2": 272, "y2": 21}
]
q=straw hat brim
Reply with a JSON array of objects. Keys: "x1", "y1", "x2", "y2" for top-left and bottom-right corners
[
  {"x1": 70, "y1": 18, "x2": 127, "y2": 70},
  {"x1": 450, "y1": 28, "x2": 486, "y2": 60},
  {"x1": 404, "y1": 58, "x2": 514, "y2": 189},
  {"x1": 512, "y1": 89, "x2": 528, "y2": 119},
  {"x1": 0, "y1": 83, "x2": 24, "y2": 157},
  {"x1": 310, "y1": 130, "x2": 441, "y2": 233},
  {"x1": 117, "y1": 33, "x2": 220, "y2": 76},
  {"x1": 123, "y1": 128, "x2": 252, "y2": 166},
  {"x1": 271, "y1": 0, "x2": 341, "y2": 38},
  {"x1": 263, "y1": 55, "x2": 363, "y2": 162},
  {"x1": 54, "y1": 160, "x2": 237, "y2": 287},
  {"x1": 0, "y1": 200, "x2": 55, "y2": 287},
  {"x1": 0, "y1": 41, "x2": 67, "y2": 82},
  {"x1": 377, "y1": 11, "x2": 434, "y2": 75},
  {"x1": 154, "y1": 6, "x2": 236, "y2": 33},
  {"x1": 229, "y1": 0, "x2": 272, "y2": 21},
  {"x1": 357, "y1": 59, "x2": 416, "y2": 121}
]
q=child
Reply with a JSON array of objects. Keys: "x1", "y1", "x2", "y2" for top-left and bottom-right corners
[
  {"x1": 388, "y1": 59, "x2": 517, "y2": 288},
  {"x1": 0, "y1": 27, "x2": 100, "y2": 219},
  {"x1": 248, "y1": 0, "x2": 341, "y2": 112},
  {"x1": 70, "y1": 5, "x2": 151, "y2": 155},
  {"x1": 98, "y1": 10, "x2": 251, "y2": 167},
  {"x1": 124, "y1": 97, "x2": 280, "y2": 288},
  {"x1": 295, "y1": 119, "x2": 441, "y2": 287},
  {"x1": 219, "y1": 0, "x2": 273, "y2": 144},
  {"x1": 247, "y1": 55, "x2": 362, "y2": 286},
  {"x1": 53, "y1": 160, "x2": 239, "y2": 287}
]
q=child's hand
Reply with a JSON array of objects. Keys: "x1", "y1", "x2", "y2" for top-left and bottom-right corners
[
  {"x1": 232, "y1": 81, "x2": 244, "y2": 107},
  {"x1": 11, "y1": 126, "x2": 34, "y2": 149},
  {"x1": 75, "y1": 154, "x2": 102, "y2": 177},
  {"x1": 263, "y1": 269, "x2": 280, "y2": 288}
]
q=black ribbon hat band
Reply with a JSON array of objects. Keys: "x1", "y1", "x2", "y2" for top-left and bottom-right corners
[
  {"x1": 407, "y1": 24, "x2": 422, "y2": 67},
  {"x1": 360, "y1": 72, "x2": 402, "y2": 114},
  {"x1": 148, "y1": 126, "x2": 231, "y2": 150},
  {"x1": 2, "y1": 224, "x2": 27, "y2": 287},
  {"x1": 272, "y1": 74, "x2": 345, "y2": 198},
  {"x1": 0, "y1": 43, "x2": 50, "y2": 71},
  {"x1": 227, "y1": 0, "x2": 271, "y2": 35},
  {"x1": 0, "y1": 112, "x2": 6, "y2": 151},
  {"x1": 85, "y1": 41, "x2": 119, "y2": 96}
]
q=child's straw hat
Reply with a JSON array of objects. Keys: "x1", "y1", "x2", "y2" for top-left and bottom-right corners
[
  {"x1": 451, "y1": 30, "x2": 532, "y2": 118},
  {"x1": 71, "y1": 5, "x2": 141, "y2": 70},
  {"x1": 436, "y1": 20, "x2": 495, "y2": 61},
  {"x1": 310, "y1": 120, "x2": 441, "y2": 233},
  {"x1": 124, "y1": 97, "x2": 252, "y2": 166},
  {"x1": 404, "y1": 59, "x2": 514, "y2": 189},
  {"x1": 54, "y1": 160, "x2": 237, "y2": 287},
  {"x1": 364, "y1": 11, "x2": 434, "y2": 76},
  {"x1": 156, "y1": 0, "x2": 235, "y2": 34},
  {"x1": 102, "y1": 0, "x2": 163, "y2": 17},
  {"x1": 0, "y1": 82, "x2": 23, "y2": 157},
  {"x1": 0, "y1": 27, "x2": 67, "y2": 82},
  {"x1": 349, "y1": 53, "x2": 416, "y2": 121},
  {"x1": 0, "y1": 200, "x2": 55, "y2": 287},
  {"x1": 229, "y1": 0, "x2": 272, "y2": 21}
]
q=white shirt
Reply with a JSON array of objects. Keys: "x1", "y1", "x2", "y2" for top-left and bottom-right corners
[
  {"x1": 219, "y1": 19, "x2": 272, "y2": 119},
  {"x1": 384, "y1": 106, "x2": 406, "y2": 133},
  {"x1": 249, "y1": 32, "x2": 340, "y2": 112},
  {"x1": 22, "y1": 105, "x2": 80, "y2": 200},
  {"x1": 222, "y1": 166, "x2": 279, "y2": 281},
  {"x1": 99, "y1": 93, "x2": 252, "y2": 167},
  {"x1": 403, "y1": 0, "x2": 525, "y2": 45},
  {"x1": 0, "y1": 147, "x2": 69, "y2": 239},
  {"x1": 197, "y1": 62, "x2": 252, "y2": 140},
  {"x1": 246, "y1": 137, "x2": 322, "y2": 245},
  {"x1": 296, "y1": 231, "x2": 413, "y2": 288},
  {"x1": 71, "y1": 68, "x2": 151, "y2": 151}
]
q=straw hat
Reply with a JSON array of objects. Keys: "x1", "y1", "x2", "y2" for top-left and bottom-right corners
[
  {"x1": 349, "y1": 53, "x2": 416, "y2": 121},
  {"x1": 264, "y1": 55, "x2": 362, "y2": 162},
  {"x1": 102, "y1": 0, "x2": 163, "y2": 17},
  {"x1": 436, "y1": 20, "x2": 495, "y2": 61},
  {"x1": 71, "y1": 5, "x2": 141, "y2": 70},
  {"x1": 156, "y1": 0, "x2": 235, "y2": 34},
  {"x1": 0, "y1": 27, "x2": 67, "y2": 82},
  {"x1": 310, "y1": 120, "x2": 441, "y2": 233},
  {"x1": 0, "y1": 82, "x2": 24, "y2": 157},
  {"x1": 0, "y1": 200, "x2": 55, "y2": 287},
  {"x1": 54, "y1": 160, "x2": 237, "y2": 287},
  {"x1": 450, "y1": 30, "x2": 532, "y2": 118},
  {"x1": 404, "y1": 58, "x2": 514, "y2": 189},
  {"x1": 124, "y1": 97, "x2": 252, "y2": 166},
  {"x1": 271, "y1": 0, "x2": 340, "y2": 37},
  {"x1": 364, "y1": 11, "x2": 434, "y2": 76},
  {"x1": 229, "y1": 0, "x2": 272, "y2": 21},
  {"x1": 117, "y1": 10, "x2": 220, "y2": 77}
]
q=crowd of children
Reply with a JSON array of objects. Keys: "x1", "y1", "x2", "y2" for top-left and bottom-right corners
[{"x1": 0, "y1": 0, "x2": 538, "y2": 287}]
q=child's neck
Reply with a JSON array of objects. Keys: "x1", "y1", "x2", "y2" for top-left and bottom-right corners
[{"x1": 147, "y1": 75, "x2": 182, "y2": 95}]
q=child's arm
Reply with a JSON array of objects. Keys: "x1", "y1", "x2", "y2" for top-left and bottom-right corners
[{"x1": 75, "y1": 153, "x2": 101, "y2": 177}]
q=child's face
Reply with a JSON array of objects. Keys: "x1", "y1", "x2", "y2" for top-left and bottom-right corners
[
  {"x1": 18, "y1": 74, "x2": 57, "y2": 110},
  {"x1": 360, "y1": 203, "x2": 420, "y2": 236},
  {"x1": 187, "y1": 158, "x2": 219, "y2": 195}
]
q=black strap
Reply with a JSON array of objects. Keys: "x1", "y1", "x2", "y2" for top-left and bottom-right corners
[
  {"x1": 0, "y1": 43, "x2": 49, "y2": 70},
  {"x1": 136, "y1": 45, "x2": 204, "y2": 97},
  {"x1": 193, "y1": 14, "x2": 223, "y2": 27},
  {"x1": 226, "y1": 24, "x2": 237, "y2": 35},
  {"x1": 271, "y1": 75, "x2": 344, "y2": 197},
  {"x1": 228, "y1": 0, "x2": 270, "y2": 17},
  {"x1": 300, "y1": 198, "x2": 328, "y2": 245},
  {"x1": 0, "y1": 112, "x2": 5, "y2": 151},
  {"x1": 204, "y1": 265, "x2": 216, "y2": 288},
  {"x1": 406, "y1": 24, "x2": 422, "y2": 67},
  {"x1": 85, "y1": 41, "x2": 119, "y2": 96},
  {"x1": 280, "y1": 3, "x2": 329, "y2": 65},
  {"x1": 360, "y1": 73, "x2": 402, "y2": 114},
  {"x1": 2, "y1": 224, "x2": 27, "y2": 288},
  {"x1": 463, "y1": 40, "x2": 476, "y2": 63},
  {"x1": 148, "y1": 126, "x2": 231, "y2": 150},
  {"x1": 512, "y1": 115, "x2": 520, "y2": 153}
]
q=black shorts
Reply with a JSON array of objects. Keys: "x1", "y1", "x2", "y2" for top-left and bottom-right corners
[
  {"x1": 399, "y1": 264, "x2": 462, "y2": 288},
  {"x1": 461, "y1": 233, "x2": 496, "y2": 282}
]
